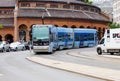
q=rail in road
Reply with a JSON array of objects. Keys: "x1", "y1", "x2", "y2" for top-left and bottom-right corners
[
  {"x1": 67, "y1": 51, "x2": 120, "y2": 64},
  {"x1": 27, "y1": 48, "x2": 120, "y2": 81}
]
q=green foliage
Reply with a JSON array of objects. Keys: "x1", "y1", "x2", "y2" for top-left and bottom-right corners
[
  {"x1": 108, "y1": 22, "x2": 120, "y2": 29},
  {"x1": 86, "y1": 0, "x2": 93, "y2": 5},
  {"x1": 0, "y1": 24, "x2": 3, "y2": 28},
  {"x1": 77, "y1": 0, "x2": 93, "y2": 4}
]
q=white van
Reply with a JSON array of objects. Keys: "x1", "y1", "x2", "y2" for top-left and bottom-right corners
[{"x1": 97, "y1": 28, "x2": 120, "y2": 55}]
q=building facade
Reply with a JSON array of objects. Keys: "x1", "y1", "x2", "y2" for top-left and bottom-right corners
[
  {"x1": 113, "y1": 0, "x2": 120, "y2": 24},
  {"x1": 0, "y1": 0, "x2": 110, "y2": 43}
]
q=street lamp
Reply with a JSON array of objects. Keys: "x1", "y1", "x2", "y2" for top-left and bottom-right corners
[{"x1": 41, "y1": 13, "x2": 44, "y2": 25}]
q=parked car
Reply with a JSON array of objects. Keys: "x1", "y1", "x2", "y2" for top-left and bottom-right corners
[
  {"x1": 0, "y1": 41, "x2": 10, "y2": 52},
  {"x1": 22, "y1": 41, "x2": 30, "y2": 50},
  {"x1": 10, "y1": 42, "x2": 25, "y2": 51}
]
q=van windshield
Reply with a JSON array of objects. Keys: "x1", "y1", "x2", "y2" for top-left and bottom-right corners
[{"x1": 99, "y1": 38, "x2": 105, "y2": 44}]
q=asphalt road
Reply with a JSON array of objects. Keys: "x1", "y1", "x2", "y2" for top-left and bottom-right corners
[
  {"x1": 0, "y1": 50, "x2": 104, "y2": 81},
  {"x1": 37, "y1": 47, "x2": 120, "y2": 70}
]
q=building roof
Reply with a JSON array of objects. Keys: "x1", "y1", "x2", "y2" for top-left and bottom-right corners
[
  {"x1": 0, "y1": 18, "x2": 14, "y2": 27},
  {"x1": 18, "y1": 0, "x2": 82, "y2": 3},
  {"x1": 18, "y1": 0, "x2": 99, "y2": 9},
  {"x1": 18, "y1": 8, "x2": 109, "y2": 22},
  {"x1": 0, "y1": 0, "x2": 15, "y2": 8}
]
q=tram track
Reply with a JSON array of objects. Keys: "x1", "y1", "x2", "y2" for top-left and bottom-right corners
[{"x1": 66, "y1": 50, "x2": 120, "y2": 64}]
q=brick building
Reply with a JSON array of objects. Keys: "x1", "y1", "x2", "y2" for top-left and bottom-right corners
[{"x1": 0, "y1": 0, "x2": 110, "y2": 43}]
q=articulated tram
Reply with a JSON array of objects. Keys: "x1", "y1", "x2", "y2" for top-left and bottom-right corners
[{"x1": 32, "y1": 25, "x2": 98, "y2": 54}]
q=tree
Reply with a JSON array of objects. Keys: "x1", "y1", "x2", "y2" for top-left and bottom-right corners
[
  {"x1": 0, "y1": 24, "x2": 3, "y2": 28},
  {"x1": 77, "y1": 0, "x2": 93, "y2": 5},
  {"x1": 108, "y1": 22, "x2": 120, "y2": 29},
  {"x1": 86, "y1": 0, "x2": 93, "y2": 5}
]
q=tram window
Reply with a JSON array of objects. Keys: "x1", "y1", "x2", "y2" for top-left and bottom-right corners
[
  {"x1": 88, "y1": 33, "x2": 94, "y2": 40},
  {"x1": 84, "y1": 34, "x2": 88, "y2": 41},
  {"x1": 68, "y1": 33, "x2": 73, "y2": 40},
  {"x1": 58, "y1": 34, "x2": 64, "y2": 41},
  {"x1": 75, "y1": 34, "x2": 79, "y2": 41}
]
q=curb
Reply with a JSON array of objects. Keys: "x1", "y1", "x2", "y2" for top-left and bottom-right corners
[{"x1": 26, "y1": 56, "x2": 120, "y2": 81}]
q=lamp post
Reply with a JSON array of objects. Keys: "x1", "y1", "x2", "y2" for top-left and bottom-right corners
[{"x1": 41, "y1": 13, "x2": 44, "y2": 25}]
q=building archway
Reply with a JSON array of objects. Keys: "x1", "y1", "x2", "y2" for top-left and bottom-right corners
[
  {"x1": 29, "y1": 24, "x2": 35, "y2": 41},
  {"x1": 5, "y1": 34, "x2": 13, "y2": 43},
  {"x1": 0, "y1": 35, "x2": 2, "y2": 41},
  {"x1": 19, "y1": 24, "x2": 27, "y2": 42},
  {"x1": 71, "y1": 25, "x2": 76, "y2": 28},
  {"x1": 54, "y1": 24, "x2": 59, "y2": 27},
  {"x1": 98, "y1": 27, "x2": 101, "y2": 40},
  {"x1": 87, "y1": 26, "x2": 91, "y2": 29},
  {"x1": 62, "y1": 25, "x2": 68, "y2": 28},
  {"x1": 102, "y1": 28, "x2": 105, "y2": 36},
  {"x1": 79, "y1": 26, "x2": 84, "y2": 28},
  {"x1": 93, "y1": 27, "x2": 96, "y2": 29}
]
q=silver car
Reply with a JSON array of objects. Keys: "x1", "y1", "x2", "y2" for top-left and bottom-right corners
[
  {"x1": 10, "y1": 42, "x2": 25, "y2": 51},
  {"x1": 0, "y1": 41, "x2": 10, "y2": 52}
]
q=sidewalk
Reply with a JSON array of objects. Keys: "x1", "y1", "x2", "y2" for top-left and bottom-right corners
[{"x1": 27, "y1": 56, "x2": 120, "y2": 81}]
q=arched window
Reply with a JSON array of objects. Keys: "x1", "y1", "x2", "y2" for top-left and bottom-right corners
[
  {"x1": 63, "y1": 4, "x2": 70, "y2": 9},
  {"x1": 21, "y1": 3, "x2": 30, "y2": 7}
]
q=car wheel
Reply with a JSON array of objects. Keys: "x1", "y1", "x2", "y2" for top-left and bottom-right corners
[
  {"x1": 97, "y1": 48, "x2": 102, "y2": 55},
  {"x1": 2, "y1": 48, "x2": 5, "y2": 52},
  {"x1": 7, "y1": 48, "x2": 10, "y2": 52},
  {"x1": 9, "y1": 48, "x2": 11, "y2": 52},
  {"x1": 15, "y1": 47, "x2": 18, "y2": 51},
  {"x1": 22, "y1": 47, "x2": 25, "y2": 51}
]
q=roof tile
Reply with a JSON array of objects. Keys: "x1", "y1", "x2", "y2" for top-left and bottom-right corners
[{"x1": 18, "y1": 8, "x2": 109, "y2": 22}]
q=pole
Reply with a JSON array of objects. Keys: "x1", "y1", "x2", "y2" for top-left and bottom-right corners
[{"x1": 42, "y1": 14, "x2": 44, "y2": 25}]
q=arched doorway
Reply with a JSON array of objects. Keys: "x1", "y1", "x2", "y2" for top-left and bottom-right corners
[
  {"x1": 29, "y1": 24, "x2": 36, "y2": 41},
  {"x1": 93, "y1": 27, "x2": 96, "y2": 29},
  {"x1": 29, "y1": 25, "x2": 34, "y2": 41},
  {"x1": 98, "y1": 27, "x2": 101, "y2": 40},
  {"x1": 102, "y1": 28, "x2": 105, "y2": 36},
  {"x1": 5, "y1": 34, "x2": 13, "y2": 43},
  {"x1": 79, "y1": 26, "x2": 84, "y2": 28},
  {"x1": 54, "y1": 24, "x2": 59, "y2": 27},
  {"x1": 0, "y1": 35, "x2": 2, "y2": 41},
  {"x1": 62, "y1": 25, "x2": 68, "y2": 28},
  {"x1": 71, "y1": 25, "x2": 76, "y2": 28},
  {"x1": 19, "y1": 24, "x2": 27, "y2": 42},
  {"x1": 87, "y1": 26, "x2": 91, "y2": 29}
]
